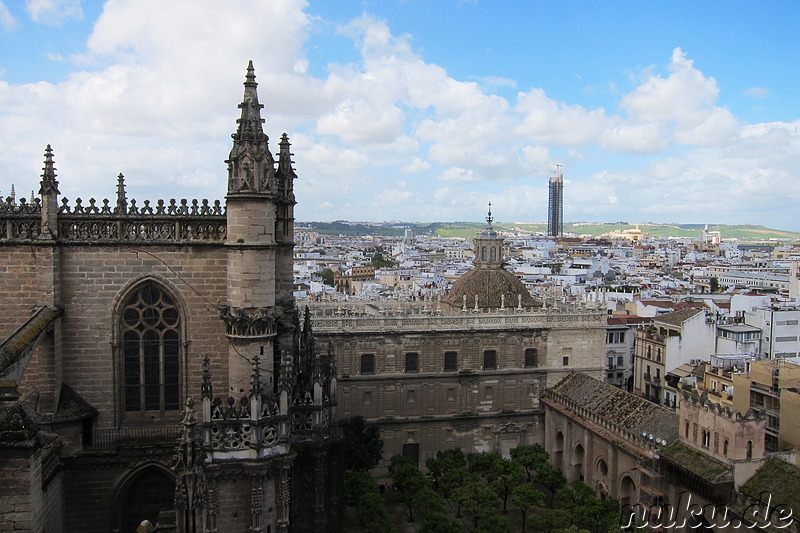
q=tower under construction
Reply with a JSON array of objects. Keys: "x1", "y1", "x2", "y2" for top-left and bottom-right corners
[{"x1": 547, "y1": 171, "x2": 564, "y2": 237}]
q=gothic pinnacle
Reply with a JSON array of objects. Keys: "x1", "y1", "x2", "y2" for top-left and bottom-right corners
[{"x1": 39, "y1": 144, "x2": 60, "y2": 195}]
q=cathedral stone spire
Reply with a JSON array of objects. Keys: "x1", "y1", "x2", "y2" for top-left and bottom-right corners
[
  {"x1": 39, "y1": 145, "x2": 60, "y2": 239},
  {"x1": 115, "y1": 173, "x2": 127, "y2": 214},
  {"x1": 39, "y1": 144, "x2": 60, "y2": 195},
  {"x1": 276, "y1": 133, "x2": 297, "y2": 202},
  {"x1": 226, "y1": 61, "x2": 275, "y2": 194}
]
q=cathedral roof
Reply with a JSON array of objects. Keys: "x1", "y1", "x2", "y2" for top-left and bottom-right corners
[
  {"x1": 442, "y1": 267, "x2": 539, "y2": 310},
  {"x1": 659, "y1": 442, "x2": 732, "y2": 484},
  {"x1": 548, "y1": 371, "x2": 680, "y2": 445}
]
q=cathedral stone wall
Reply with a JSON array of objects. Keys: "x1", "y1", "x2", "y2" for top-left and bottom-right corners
[
  {"x1": 13, "y1": 244, "x2": 230, "y2": 428},
  {"x1": 0, "y1": 247, "x2": 43, "y2": 340},
  {"x1": 0, "y1": 441, "x2": 63, "y2": 533},
  {"x1": 543, "y1": 398, "x2": 640, "y2": 501}
]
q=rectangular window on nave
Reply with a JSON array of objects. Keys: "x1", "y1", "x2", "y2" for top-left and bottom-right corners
[
  {"x1": 483, "y1": 350, "x2": 497, "y2": 370},
  {"x1": 360, "y1": 354, "x2": 375, "y2": 375},
  {"x1": 524, "y1": 348, "x2": 538, "y2": 368},
  {"x1": 443, "y1": 351, "x2": 458, "y2": 372},
  {"x1": 405, "y1": 352, "x2": 419, "y2": 373}
]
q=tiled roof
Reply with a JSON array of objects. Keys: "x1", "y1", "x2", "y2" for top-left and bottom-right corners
[
  {"x1": 641, "y1": 300, "x2": 680, "y2": 309},
  {"x1": 442, "y1": 267, "x2": 538, "y2": 309},
  {"x1": 607, "y1": 315, "x2": 650, "y2": 326},
  {"x1": 549, "y1": 371, "x2": 679, "y2": 444},
  {"x1": 655, "y1": 308, "x2": 704, "y2": 327},
  {"x1": 659, "y1": 442, "x2": 732, "y2": 483},
  {"x1": 740, "y1": 458, "x2": 800, "y2": 512}
]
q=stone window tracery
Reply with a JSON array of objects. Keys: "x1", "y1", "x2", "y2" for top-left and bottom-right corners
[{"x1": 120, "y1": 282, "x2": 181, "y2": 414}]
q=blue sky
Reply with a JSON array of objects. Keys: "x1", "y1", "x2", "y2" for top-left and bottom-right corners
[{"x1": 1, "y1": 1, "x2": 799, "y2": 230}]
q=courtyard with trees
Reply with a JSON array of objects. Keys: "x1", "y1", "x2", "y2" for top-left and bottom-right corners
[{"x1": 341, "y1": 417, "x2": 621, "y2": 533}]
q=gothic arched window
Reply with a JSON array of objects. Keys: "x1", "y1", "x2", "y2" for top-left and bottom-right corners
[{"x1": 121, "y1": 283, "x2": 181, "y2": 414}]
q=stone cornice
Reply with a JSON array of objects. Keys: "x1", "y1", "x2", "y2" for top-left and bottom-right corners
[{"x1": 311, "y1": 310, "x2": 606, "y2": 334}]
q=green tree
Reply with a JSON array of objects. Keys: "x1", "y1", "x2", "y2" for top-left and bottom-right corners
[
  {"x1": 710, "y1": 277, "x2": 719, "y2": 293},
  {"x1": 452, "y1": 480, "x2": 502, "y2": 530},
  {"x1": 483, "y1": 454, "x2": 526, "y2": 513},
  {"x1": 340, "y1": 416, "x2": 383, "y2": 471},
  {"x1": 557, "y1": 481, "x2": 620, "y2": 533},
  {"x1": 320, "y1": 267, "x2": 334, "y2": 286},
  {"x1": 475, "y1": 512, "x2": 510, "y2": 533},
  {"x1": 512, "y1": 483, "x2": 545, "y2": 533},
  {"x1": 390, "y1": 454, "x2": 452, "y2": 525},
  {"x1": 344, "y1": 470, "x2": 396, "y2": 533},
  {"x1": 531, "y1": 508, "x2": 571, "y2": 533},
  {"x1": 426, "y1": 447, "x2": 468, "y2": 495},
  {"x1": 554, "y1": 526, "x2": 591, "y2": 533},
  {"x1": 536, "y1": 461, "x2": 567, "y2": 507},
  {"x1": 370, "y1": 251, "x2": 396, "y2": 268},
  {"x1": 418, "y1": 511, "x2": 462, "y2": 533},
  {"x1": 510, "y1": 443, "x2": 549, "y2": 482}
]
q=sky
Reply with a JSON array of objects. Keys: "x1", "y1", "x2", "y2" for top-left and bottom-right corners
[{"x1": 1, "y1": 1, "x2": 799, "y2": 230}]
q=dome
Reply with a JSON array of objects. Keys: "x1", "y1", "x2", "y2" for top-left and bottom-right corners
[{"x1": 442, "y1": 268, "x2": 539, "y2": 310}]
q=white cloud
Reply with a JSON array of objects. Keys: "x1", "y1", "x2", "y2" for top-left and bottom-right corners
[
  {"x1": 0, "y1": 1, "x2": 16, "y2": 31},
  {"x1": 600, "y1": 121, "x2": 670, "y2": 153},
  {"x1": 375, "y1": 188, "x2": 413, "y2": 204},
  {"x1": 619, "y1": 48, "x2": 737, "y2": 148},
  {"x1": 477, "y1": 75, "x2": 516, "y2": 89},
  {"x1": 515, "y1": 88, "x2": 608, "y2": 146},
  {"x1": 744, "y1": 87, "x2": 769, "y2": 100},
  {"x1": 439, "y1": 167, "x2": 479, "y2": 183},
  {"x1": 317, "y1": 98, "x2": 404, "y2": 144},
  {"x1": 26, "y1": 0, "x2": 82, "y2": 26},
  {"x1": 401, "y1": 157, "x2": 431, "y2": 173},
  {"x1": 0, "y1": 3, "x2": 797, "y2": 228}
]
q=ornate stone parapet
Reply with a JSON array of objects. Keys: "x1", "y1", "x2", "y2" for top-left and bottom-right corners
[
  {"x1": 0, "y1": 195, "x2": 227, "y2": 244},
  {"x1": 202, "y1": 394, "x2": 289, "y2": 460},
  {"x1": 0, "y1": 197, "x2": 42, "y2": 240},
  {"x1": 309, "y1": 306, "x2": 606, "y2": 334}
]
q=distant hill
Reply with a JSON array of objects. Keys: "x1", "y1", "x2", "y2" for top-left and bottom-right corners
[{"x1": 297, "y1": 221, "x2": 800, "y2": 241}]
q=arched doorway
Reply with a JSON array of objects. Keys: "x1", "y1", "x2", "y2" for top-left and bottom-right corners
[
  {"x1": 554, "y1": 431, "x2": 565, "y2": 470},
  {"x1": 115, "y1": 465, "x2": 175, "y2": 533},
  {"x1": 619, "y1": 474, "x2": 636, "y2": 507},
  {"x1": 573, "y1": 443, "x2": 584, "y2": 481}
]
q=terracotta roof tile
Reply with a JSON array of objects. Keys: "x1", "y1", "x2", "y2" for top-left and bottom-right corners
[
  {"x1": 654, "y1": 308, "x2": 705, "y2": 327},
  {"x1": 550, "y1": 371, "x2": 679, "y2": 444}
]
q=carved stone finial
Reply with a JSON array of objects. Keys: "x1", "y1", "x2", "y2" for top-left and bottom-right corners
[
  {"x1": 39, "y1": 144, "x2": 60, "y2": 195},
  {"x1": 115, "y1": 173, "x2": 127, "y2": 214}
]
